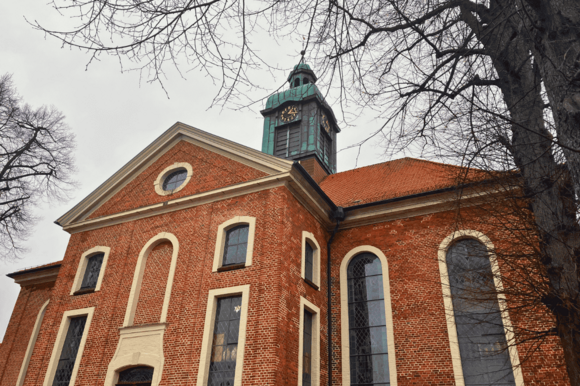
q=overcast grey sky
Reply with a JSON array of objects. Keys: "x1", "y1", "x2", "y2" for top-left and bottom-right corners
[{"x1": 0, "y1": 1, "x2": 388, "y2": 339}]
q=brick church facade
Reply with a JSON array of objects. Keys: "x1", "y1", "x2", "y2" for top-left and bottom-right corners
[{"x1": 0, "y1": 64, "x2": 571, "y2": 386}]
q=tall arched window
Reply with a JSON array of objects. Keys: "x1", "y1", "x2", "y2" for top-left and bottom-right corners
[
  {"x1": 347, "y1": 253, "x2": 390, "y2": 386},
  {"x1": 446, "y1": 239, "x2": 516, "y2": 386}
]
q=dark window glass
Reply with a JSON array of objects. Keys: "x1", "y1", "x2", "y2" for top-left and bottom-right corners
[
  {"x1": 447, "y1": 239, "x2": 516, "y2": 386},
  {"x1": 303, "y1": 310, "x2": 313, "y2": 386},
  {"x1": 80, "y1": 253, "x2": 104, "y2": 290},
  {"x1": 52, "y1": 316, "x2": 87, "y2": 386},
  {"x1": 162, "y1": 169, "x2": 188, "y2": 191},
  {"x1": 347, "y1": 253, "x2": 390, "y2": 386},
  {"x1": 274, "y1": 125, "x2": 301, "y2": 158},
  {"x1": 294, "y1": 78, "x2": 301, "y2": 87},
  {"x1": 208, "y1": 296, "x2": 242, "y2": 386},
  {"x1": 305, "y1": 242, "x2": 314, "y2": 282},
  {"x1": 117, "y1": 366, "x2": 154, "y2": 386},
  {"x1": 223, "y1": 225, "x2": 249, "y2": 266},
  {"x1": 303, "y1": 78, "x2": 310, "y2": 84}
]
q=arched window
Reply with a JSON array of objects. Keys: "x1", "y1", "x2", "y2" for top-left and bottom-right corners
[
  {"x1": 446, "y1": 239, "x2": 516, "y2": 386},
  {"x1": 294, "y1": 78, "x2": 301, "y2": 87},
  {"x1": 303, "y1": 78, "x2": 310, "y2": 85},
  {"x1": 116, "y1": 366, "x2": 154, "y2": 386},
  {"x1": 223, "y1": 224, "x2": 249, "y2": 266},
  {"x1": 347, "y1": 253, "x2": 390, "y2": 386}
]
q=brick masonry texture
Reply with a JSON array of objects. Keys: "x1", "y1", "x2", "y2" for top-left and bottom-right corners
[
  {"x1": 88, "y1": 140, "x2": 268, "y2": 219},
  {"x1": 133, "y1": 241, "x2": 173, "y2": 325},
  {"x1": 0, "y1": 143, "x2": 570, "y2": 386}
]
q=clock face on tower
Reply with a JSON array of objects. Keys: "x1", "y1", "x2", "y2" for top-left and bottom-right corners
[
  {"x1": 280, "y1": 105, "x2": 298, "y2": 123},
  {"x1": 321, "y1": 113, "x2": 331, "y2": 133}
]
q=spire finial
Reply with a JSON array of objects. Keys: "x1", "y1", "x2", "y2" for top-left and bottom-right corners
[{"x1": 300, "y1": 50, "x2": 306, "y2": 63}]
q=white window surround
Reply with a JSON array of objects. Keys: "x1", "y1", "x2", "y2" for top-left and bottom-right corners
[
  {"x1": 298, "y1": 297, "x2": 321, "y2": 386},
  {"x1": 42, "y1": 307, "x2": 95, "y2": 386},
  {"x1": 70, "y1": 246, "x2": 111, "y2": 295},
  {"x1": 153, "y1": 162, "x2": 193, "y2": 196},
  {"x1": 212, "y1": 216, "x2": 256, "y2": 272},
  {"x1": 301, "y1": 231, "x2": 321, "y2": 289},
  {"x1": 339, "y1": 245, "x2": 398, "y2": 386},
  {"x1": 104, "y1": 323, "x2": 167, "y2": 386},
  {"x1": 196, "y1": 285, "x2": 251, "y2": 386},
  {"x1": 123, "y1": 232, "x2": 180, "y2": 327},
  {"x1": 437, "y1": 230, "x2": 524, "y2": 386},
  {"x1": 16, "y1": 300, "x2": 49, "y2": 386}
]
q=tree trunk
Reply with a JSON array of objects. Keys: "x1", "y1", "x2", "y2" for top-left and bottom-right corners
[{"x1": 463, "y1": 1, "x2": 580, "y2": 384}]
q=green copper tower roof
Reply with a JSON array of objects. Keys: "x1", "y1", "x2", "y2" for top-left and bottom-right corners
[{"x1": 287, "y1": 63, "x2": 317, "y2": 82}]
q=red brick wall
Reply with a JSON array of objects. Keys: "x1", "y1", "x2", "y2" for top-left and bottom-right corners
[
  {"x1": 88, "y1": 141, "x2": 269, "y2": 219},
  {"x1": 329, "y1": 209, "x2": 570, "y2": 386},
  {"x1": 0, "y1": 282, "x2": 53, "y2": 385},
  {"x1": 133, "y1": 241, "x2": 173, "y2": 325},
  {"x1": 10, "y1": 185, "x2": 330, "y2": 386},
  {"x1": 0, "y1": 146, "x2": 570, "y2": 386}
]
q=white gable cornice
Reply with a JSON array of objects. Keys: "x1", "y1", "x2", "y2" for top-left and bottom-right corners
[{"x1": 56, "y1": 122, "x2": 294, "y2": 228}]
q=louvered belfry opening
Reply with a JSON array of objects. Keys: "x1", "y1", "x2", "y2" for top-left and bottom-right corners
[{"x1": 274, "y1": 124, "x2": 301, "y2": 158}]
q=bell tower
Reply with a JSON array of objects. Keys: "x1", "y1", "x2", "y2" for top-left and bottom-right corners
[{"x1": 260, "y1": 61, "x2": 339, "y2": 178}]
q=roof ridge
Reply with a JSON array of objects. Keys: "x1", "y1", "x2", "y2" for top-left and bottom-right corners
[{"x1": 325, "y1": 156, "x2": 464, "y2": 179}]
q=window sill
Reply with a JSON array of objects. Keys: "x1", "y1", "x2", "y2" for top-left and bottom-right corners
[
  {"x1": 304, "y1": 278, "x2": 319, "y2": 290},
  {"x1": 73, "y1": 288, "x2": 95, "y2": 296},
  {"x1": 217, "y1": 263, "x2": 246, "y2": 272}
]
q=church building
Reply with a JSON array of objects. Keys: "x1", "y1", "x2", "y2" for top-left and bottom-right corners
[{"x1": 0, "y1": 63, "x2": 570, "y2": 386}]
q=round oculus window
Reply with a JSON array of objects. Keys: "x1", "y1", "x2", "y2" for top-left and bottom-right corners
[{"x1": 162, "y1": 168, "x2": 188, "y2": 191}]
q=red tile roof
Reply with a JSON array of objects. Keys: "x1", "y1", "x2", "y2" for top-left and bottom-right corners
[{"x1": 319, "y1": 157, "x2": 478, "y2": 207}]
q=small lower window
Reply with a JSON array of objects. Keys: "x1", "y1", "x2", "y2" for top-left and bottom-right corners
[
  {"x1": 208, "y1": 296, "x2": 243, "y2": 385},
  {"x1": 223, "y1": 225, "x2": 249, "y2": 266},
  {"x1": 116, "y1": 366, "x2": 154, "y2": 386},
  {"x1": 52, "y1": 316, "x2": 87, "y2": 386}
]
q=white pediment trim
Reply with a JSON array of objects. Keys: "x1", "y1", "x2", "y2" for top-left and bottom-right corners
[{"x1": 56, "y1": 122, "x2": 293, "y2": 227}]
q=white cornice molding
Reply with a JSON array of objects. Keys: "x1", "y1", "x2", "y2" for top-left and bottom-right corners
[
  {"x1": 63, "y1": 172, "x2": 292, "y2": 234},
  {"x1": 56, "y1": 122, "x2": 293, "y2": 228},
  {"x1": 61, "y1": 163, "x2": 503, "y2": 235},
  {"x1": 11, "y1": 266, "x2": 61, "y2": 287}
]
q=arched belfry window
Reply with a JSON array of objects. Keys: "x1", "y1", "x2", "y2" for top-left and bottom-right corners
[
  {"x1": 294, "y1": 78, "x2": 301, "y2": 87},
  {"x1": 116, "y1": 366, "x2": 153, "y2": 386},
  {"x1": 347, "y1": 253, "x2": 391, "y2": 386},
  {"x1": 446, "y1": 239, "x2": 516, "y2": 386}
]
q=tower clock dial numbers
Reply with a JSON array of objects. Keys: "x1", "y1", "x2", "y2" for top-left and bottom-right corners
[
  {"x1": 321, "y1": 114, "x2": 331, "y2": 133},
  {"x1": 281, "y1": 105, "x2": 298, "y2": 123}
]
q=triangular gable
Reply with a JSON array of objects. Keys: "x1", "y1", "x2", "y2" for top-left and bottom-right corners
[{"x1": 57, "y1": 122, "x2": 293, "y2": 227}]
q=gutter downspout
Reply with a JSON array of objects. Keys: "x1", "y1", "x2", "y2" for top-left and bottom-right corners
[{"x1": 328, "y1": 207, "x2": 345, "y2": 386}]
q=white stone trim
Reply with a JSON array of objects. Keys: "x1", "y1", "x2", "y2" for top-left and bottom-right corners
[
  {"x1": 298, "y1": 297, "x2": 321, "y2": 386},
  {"x1": 212, "y1": 216, "x2": 256, "y2": 272},
  {"x1": 105, "y1": 323, "x2": 167, "y2": 386},
  {"x1": 123, "y1": 232, "x2": 180, "y2": 327},
  {"x1": 153, "y1": 162, "x2": 193, "y2": 196},
  {"x1": 340, "y1": 246, "x2": 397, "y2": 386},
  {"x1": 197, "y1": 285, "x2": 251, "y2": 386},
  {"x1": 43, "y1": 307, "x2": 95, "y2": 386},
  {"x1": 437, "y1": 230, "x2": 524, "y2": 386},
  {"x1": 70, "y1": 246, "x2": 111, "y2": 295},
  {"x1": 301, "y1": 231, "x2": 321, "y2": 289},
  {"x1": 16, "y1": 300, "x2": 49, "y2": 386}
]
